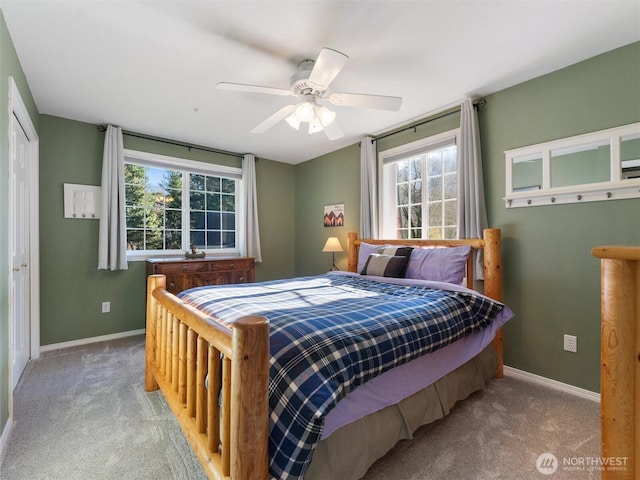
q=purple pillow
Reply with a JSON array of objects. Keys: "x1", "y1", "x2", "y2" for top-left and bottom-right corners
[
  {"x1": 357, "y1": 242, "x2": 389, "y2": 273},
  {"x1": 405, "y1": 246, "x2": 472, "y2": 284}
]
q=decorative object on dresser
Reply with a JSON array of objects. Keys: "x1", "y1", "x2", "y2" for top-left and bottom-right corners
[{"x1": 146, "y1": 257, "x2": 255, "y2": 294}]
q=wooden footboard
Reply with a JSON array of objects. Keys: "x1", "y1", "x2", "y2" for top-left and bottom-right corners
[{"x1": 144, "y1": 274, "x2": 270, "y2": 480}]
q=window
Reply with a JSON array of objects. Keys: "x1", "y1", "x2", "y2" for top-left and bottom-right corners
[
  {"x1": 505, "y1": 122, "x2": 640, "y2": 207},
  {"x1": 123, "y1": 150, "x2": 242, "y2": 258},
  {"x1": 379, "y1": 130, "x2": 459, "y2": 240}
]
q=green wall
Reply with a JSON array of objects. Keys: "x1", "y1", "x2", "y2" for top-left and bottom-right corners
[
  {"x1": 0, "y1": 10, "x2": 39, "y2": 438},
  {"x1": 38, "y1": 115, "x2": 295, "y2": 346},
  {"x1": 294, "y1": 144, "x2": 361, "y2": 275},
  {"x1": 295, "y1": 42, "x2": 640, "y2": 393}
]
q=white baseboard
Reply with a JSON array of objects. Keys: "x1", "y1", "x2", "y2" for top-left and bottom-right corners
[
  {"x1": 40, "y1": 329, "x2": 145, "y2": 353},
  {"x1": 0, "y1": 416, "x2": 14, "y2": 464},
  {"x1": 503, "y1": 365, "x2": 600, "y2": 403}
]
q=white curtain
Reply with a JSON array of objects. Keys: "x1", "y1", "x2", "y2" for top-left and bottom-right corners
[
  {"x1": 458, "y1": 98, "x2": 488, "y2": 279},
  {"x1": 98, "y1": 125, "x2": 128, "y2": 270},
  {"x1": 242, "y1": 154, "x2": 262, "y2": 262},
  {"x1": 360, "y1": 136, "x2": 378, "y2": 239}
]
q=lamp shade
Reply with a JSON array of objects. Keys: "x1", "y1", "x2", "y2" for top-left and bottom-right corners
[{"x1": 322, "y1": 236, "x2": 344, "y2": 253}]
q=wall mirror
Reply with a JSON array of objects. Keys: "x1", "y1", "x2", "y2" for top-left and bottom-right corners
[{"x1": 505, "y1": 122, "x2": 640, "y2": 207}]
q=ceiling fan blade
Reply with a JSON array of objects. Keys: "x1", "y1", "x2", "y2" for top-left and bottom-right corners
[
  {"x1": 251, "y1": 104, "x2": 297, "y2": 134},
  {"x1": 308, "y1": 48, "x2": 349, "y2": 91},
  {"x1": 216, "y1": 82, "x2": 294, "y2": 97},
  {"x1": 328, "y1": 92, "x2": 402, "y2": 111},
  {"x1": 323, "y1": 120, "x2": 345, "y2": 141}
]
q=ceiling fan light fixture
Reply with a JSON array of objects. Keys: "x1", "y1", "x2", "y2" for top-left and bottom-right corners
[
  {"x1": 308, "y1": 115, "x2": 324, "y2": 135},
  {"x1": 316, "y1": 105, "x2": 336, "y2": 127},
  {"x1": 295, "y1": 101, "x2": 315, "y2": 123},
  {"x1": 285, "y1": 112, "x2": 301, "y2": 130}
]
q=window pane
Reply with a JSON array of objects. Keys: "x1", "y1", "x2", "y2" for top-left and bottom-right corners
[
  {"x1": 443, "y1": 147, "x2": 456, "y2": 173},
  {"x1": 428, "y1": 227, "x2": 443, "y2": 239},
  {"x1": 428, "y1": 177, "x2": 442, "y2": 201},
  {"x1": 166, "y1": 188, "x2": 182, "y2": 208},
  {"x1": 190, "y1": 191, "x2": 205, "y2": 210},
  {"x1": 190, "y1": 231, "x2": 205, "y2": 248},
  {"x1": 165, "y1": 231, "x2": 181, "y2": 250},
  {"x1": 206, "y1": 176, "x2": 220, "y2": 192},
  {"x1": 428, "y1": 203, "x2": 442, "y2": 227},
  {"x1": 222, "y1": 231, "x2": 236, "y2": 248},
  {"x1": 444, "y1": 227, "x2": 457, "y2": 240},
  {"x1": 444, "y1": 200, "x2": 457, "y2": 226},
  {"x1": 165, "y1": 209, "x2": 182, "y2": 229},
  {"x1": 127, "y1": 230, "x2": 143, "y2": 250},
  {"x1": 222, "y1": 212, "x2": 235, "y2": 230},
  {"x1": 397, "y1": 183, "x2": 409, "y2": 205},
  {"x1": 207, "y1": 230, "x2": 221, "y2": 248},
  {"x1": 125, "y1": 164, "x2": 145, "y2": 185},
  {"x1": 190, "y1": 211, "x2": 205, "y2": 229},
  {"x1": 427, "y1": 153, "x2": 442, "y2": 176},
  {"x1": 397, "y1": 161, "x2": 409, "y2": 182},
  {"x1": 410, "y1": 180, "x2": 422, "y2": 203},
  {"x1": 398, "y1": 206, "x2": 409, "y2": 228},
  {"x1": 410, "y1": 157, "x2": 422, "y2": 180},
  {"x1": 410, "y1": 205, "x2": 421, "y2": 228},
  {"x1": 222, "y1": 178, "x2": 235, "y2": 194},
  {"x1": 126, "y1": 207, "x2": 144, "y2": 228},
  {"x1": 146, "y1": 230, "x2": 163, "y2": 250},
  {"x1": 411, "y1": 228, "x2": 421, "y2": 239},
  {"x1": 222, "y1": 194, "x2": 235, "y2": 212},
  {"x1": 444, "y1": 174, "x2": 457, "y2": 199},
  {"x1": 190, "y1": 174, "x2": 205, "y2": 191},
  {"x1": 207, "y1": 212, "x2": 221, "y2": 230},
  {"x1": 207, "y1": 193, "x2": 221, "y2": 211},
  {"x1": 125, "y1": 185, "x2": 144, "y2": 205}
]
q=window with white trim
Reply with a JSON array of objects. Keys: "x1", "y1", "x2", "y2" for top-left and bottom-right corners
[
  {"x1": 124, "y1": 150, "x2": 243, "y2": 258},
  {"x1": 379, "y1": 129, "x2": 459, "y2": 240}
]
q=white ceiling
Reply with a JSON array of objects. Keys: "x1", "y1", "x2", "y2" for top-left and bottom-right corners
[{"x1": 1, "y1": 1, "x2": 639, "y2": 164}]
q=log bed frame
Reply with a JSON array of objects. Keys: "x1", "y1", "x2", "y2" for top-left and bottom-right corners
[{"x1": 144, "y1": 227, "x2": 504, "y2": 480}]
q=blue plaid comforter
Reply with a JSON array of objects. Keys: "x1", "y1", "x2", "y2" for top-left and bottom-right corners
[{"x1": 178, "y1": 273, "x2": 506, "y2": 480}]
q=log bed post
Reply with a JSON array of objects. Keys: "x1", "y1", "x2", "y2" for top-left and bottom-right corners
[
  {"x1": 231, "y1": 316, "x2": 270, "y2": 480},
  {"x1": 483, "y1": 228, "x2": 504, "y2": 377},
  {"x1": 145, "y1": 274, "x2": 164, "y2": 392}
]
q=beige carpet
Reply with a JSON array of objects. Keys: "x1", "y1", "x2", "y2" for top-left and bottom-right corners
[{"x1": 0, "y1": 335, "x2": 601, "y2": 480}]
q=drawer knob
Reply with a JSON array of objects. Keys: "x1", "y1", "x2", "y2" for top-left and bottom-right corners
[{"x1": 169, "y1": 283, "x2": 176, "y2": 290}]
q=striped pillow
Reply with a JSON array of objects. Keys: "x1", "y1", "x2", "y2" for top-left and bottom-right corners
[{"x1": 361, "y1": 254, "x2": 408, "y2": 278}]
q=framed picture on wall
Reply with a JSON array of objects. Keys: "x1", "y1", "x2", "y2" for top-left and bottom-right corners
[{"x1": 324, "y1": 204, "x2": 344, "y2": 227}]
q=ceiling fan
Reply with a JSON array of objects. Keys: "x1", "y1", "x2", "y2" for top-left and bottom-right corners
[{"x1": 216, "y1": 48, "x2": 402, "y2": 140}]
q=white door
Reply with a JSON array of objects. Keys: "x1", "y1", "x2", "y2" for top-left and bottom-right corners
[{"x1": 10, "y1": 111, "x2": 31, "y2": 389}]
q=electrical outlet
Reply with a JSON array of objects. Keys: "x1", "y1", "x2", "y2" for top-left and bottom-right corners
[
  {"x1": 563, "y1": 334, "x2": 577, "y2": 353},
  {"x1": 102, "y1": 301, "x2": 110, "y2": 314}
]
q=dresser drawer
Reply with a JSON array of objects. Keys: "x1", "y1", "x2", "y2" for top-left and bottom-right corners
[
  {"x1": 152, "y1": 261, "x2": 212, "y2": 274},
  {"x1": 147, "y1": 257, "x2": 255, "y2": 294}
]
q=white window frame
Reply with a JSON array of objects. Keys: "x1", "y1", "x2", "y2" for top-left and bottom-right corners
[
  {"x1": 123, "y1": 149, "x2": 244, "y2": 261},
  {"x1": 504, "y1": 122, "x2": 640, "y2": 207},
  {"x1": 378, "y1": 129, "x2": 460, "y2": 239}
]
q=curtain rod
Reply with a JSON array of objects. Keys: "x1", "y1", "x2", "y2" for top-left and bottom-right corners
[
  {"x1": 97, "y1": 125, "x2": 245, "y2": 159},
  {"x1": 372, "y1": 98, "x2": 486, "y2": 143}
]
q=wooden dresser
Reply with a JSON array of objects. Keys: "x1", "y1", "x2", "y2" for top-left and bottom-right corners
[
  {"x1": 146, "y1": 257, "x2": 255, "y2": 294},
  {"x1": 592, "y1": 246, "x2": 640, "y2": 480}
]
